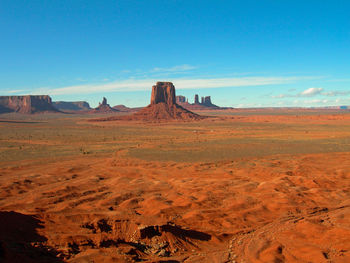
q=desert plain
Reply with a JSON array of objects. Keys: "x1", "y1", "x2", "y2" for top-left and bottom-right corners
[{"x1": 1, "y1": 109, "x2": 350, "y2": 263}]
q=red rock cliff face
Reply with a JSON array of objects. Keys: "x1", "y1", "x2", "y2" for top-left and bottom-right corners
[
  {"x1": 150, "y1": 82, "x2": 176, "y2": 105},
  {"x1": 0, "y1": 95, "x2": 58, "y2": 114}
]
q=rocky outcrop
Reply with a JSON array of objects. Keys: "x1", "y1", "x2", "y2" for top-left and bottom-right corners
[
  {"x1": 0, "y1": 95, "x2": 59, "y2": 114},
  {"x1": 176, "y1": 94, "x2": 220, "y2": 110},
  {"x1": 94, "y1": 82, "x2": 203, "y2": 122},
  {"x1": 150, "y1": 82, "x2": 176, "y2": 105},
  {"x1": 53, "y1": 101, "x2": 91, "y2": 111},
  {"x1": 101, "y1": 97, "x2": 108, "y2": 106},
  {"x1": 201, "y1": 96, "x2": 216, "y2": 107},
  {"x1": 91, "y1": 97, "x2": 118, "y2": 113},
  {"x1": 194, "y1": 94, "x2": 200, "y2": 104}
]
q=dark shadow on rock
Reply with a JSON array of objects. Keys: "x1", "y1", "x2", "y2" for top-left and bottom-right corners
[
  {"x1": 140, "y1": 224, "x2": 211, "y2": 241},
  {"x1": 0, "y1": 211, "x2": 63, "y2": 263}
]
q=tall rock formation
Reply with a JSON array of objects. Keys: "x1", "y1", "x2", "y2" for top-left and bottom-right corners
[
  {"x1": 0, "y1": 95, "x2": 59, "y2": 114},
  {"x1": 94, "y1": 82, "x2": 203, "y2": 122},
  {"x1": 150, "y1": 82, "x2": 176, "y2": 105},
  {"x1": 91, "y1": 97, "x2": 119, "y2": 113},
  {"x1": 175, "y1": 94, "x2": 220, "y2": 110},
  {"x1": 101, "y1": 97, "x2": 108, "y2": 106},
  {"x1": 203, "y1": 96, "x2": 213, "y2": 107},
  {"x1": 194, "y1": 94, "x2": 200, "y2": 104}
]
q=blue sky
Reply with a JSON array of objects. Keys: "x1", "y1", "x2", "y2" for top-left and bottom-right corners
[{"x1": 0, "y1": 0, "x2": 349, "y2": 108}]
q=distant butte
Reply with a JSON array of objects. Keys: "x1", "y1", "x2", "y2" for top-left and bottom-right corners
[
  {"x1": 176, "y1": 94, "x2": 233, "y2": 111},
  {"x1": 53, "y1": 101, "x2": 91, "y2": 111},
  {"x1": 90, "y1": 97, "x2": 119, "y2": 113},
  {"x1": 95, "y1": 82, "x2": 203, "y2": 122},
  {"x1": 0, "y1": 95, "x2": 59, "y2": 114}
]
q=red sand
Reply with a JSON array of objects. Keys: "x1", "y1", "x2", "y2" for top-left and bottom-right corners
[
  {"x1": 1, "y1": 112, "x2": 350, "y2": 262},
  {"x1": 1, "y1": 151, "x2": 350, "y2": 262}
]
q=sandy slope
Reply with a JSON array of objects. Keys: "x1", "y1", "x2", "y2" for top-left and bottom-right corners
[{"x1": 1, "y1": 151, "x2": 350, "y2": 262}]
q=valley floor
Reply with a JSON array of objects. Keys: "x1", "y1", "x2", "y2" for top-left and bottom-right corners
[{"x1": 1, "y1": 110, "x2": 350, "y2": 262}]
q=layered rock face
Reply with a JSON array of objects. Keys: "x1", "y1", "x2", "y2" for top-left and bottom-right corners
[
  {"x1": 150, "y1": 82, "x2": 176, "y2": 105},
  {"x1": 53, "y1": 101, "x2": 91, "y2": 111},
  {"x1": 0, "y1": 95, "x2": 59, "y2": 114}
]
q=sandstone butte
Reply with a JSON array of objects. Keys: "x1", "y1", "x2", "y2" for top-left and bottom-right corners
[
  {"x1": 0, "y1": 95, "x2": 59, "y2": 114},
  {"x1": 90, "y1": 97, "x2": 119, "y2": 113},
  {"x1": 95, "y1": 82, "x2": 203, "y2": 122},
  {"x1": 52, "y1": 101, "x2": 91, "y2": 111},
  {"x1": 176, "y1": 94, "x2": 223, "y2": 111}
]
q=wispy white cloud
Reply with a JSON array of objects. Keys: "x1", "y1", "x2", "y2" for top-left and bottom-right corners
[
  {"x1": 33, "y1": 76, "x2": 314, "y2": 96},
  {"x1": 151, "y1": 64, "x2": 197, "y2": 73},
  {"x1": 303, "y1": 99, "x2": 328, "y2": 104},
  {"x1": 322, "y1": 90, "x2": 350, "y2": 96},
  {"x1": 272, "y1": 87, "x2": 324, "y2": 99},
  {"x1": 271, "y1": 94, "x2": 288, "y2": 98},
  {"x1": 300, "y1": 87, "x2": 323, "y2": 97},
  {"x1": 1, "y1": 89, "x2": 26, "y2": 95}
]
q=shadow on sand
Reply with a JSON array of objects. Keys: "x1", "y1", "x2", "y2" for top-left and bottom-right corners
[{"x1": 0, "y1": 211, "x2": 63, "y2": 263}]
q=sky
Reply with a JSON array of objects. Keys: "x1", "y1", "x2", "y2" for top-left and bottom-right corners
[{"x1": 0, "y1": 0, "x2": 349, "y2": 108}]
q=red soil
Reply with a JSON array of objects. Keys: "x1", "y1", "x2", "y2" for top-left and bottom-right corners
[
  {"x1": 95, "y1": 102, "x2": 204, "y2": 122},
  {"x1": 0, "y1": 151, "x2": 350, "y2": 262}
]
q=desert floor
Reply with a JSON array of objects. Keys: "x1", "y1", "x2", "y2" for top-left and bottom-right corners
[{"x1": 1, "y1": 109, "x2": 350, "y2": 263}]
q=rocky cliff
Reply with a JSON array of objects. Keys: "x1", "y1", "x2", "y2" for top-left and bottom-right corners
[
  {"x1": 150, "y1": 82, "x2": 176, "y2": 105},
  {"x1": 0, "y1": 95, "x2": 59, "y2": 114}
]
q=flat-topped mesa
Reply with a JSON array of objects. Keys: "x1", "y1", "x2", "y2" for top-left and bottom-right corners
[
  {"x1": 0, "y1": 95, "x2": 59, "y2": 114},
  {"x1": 150, "y1": 82, "x2": 176, "y2": 105},
  {"x1": 53, "y1": 101, "x2": 91, "y2": 111}
]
